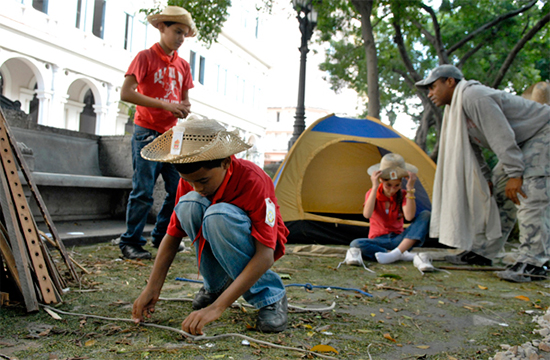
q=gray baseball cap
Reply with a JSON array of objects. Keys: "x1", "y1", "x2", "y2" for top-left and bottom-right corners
[{"x1": 415, "y1": 65, "x2": 464, "y2": 89}]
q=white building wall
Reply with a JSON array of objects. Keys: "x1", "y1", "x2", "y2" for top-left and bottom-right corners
[{"x1": 0, "y1": 0, "x2": 271, "y2": 166}]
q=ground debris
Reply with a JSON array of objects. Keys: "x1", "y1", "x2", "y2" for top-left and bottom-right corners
[{"x1": 490, "y1": 308, "x2": 550, "y2": 359}]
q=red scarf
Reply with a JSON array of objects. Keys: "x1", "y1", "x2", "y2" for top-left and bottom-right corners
[
  {"x1": 192, "y1": 162, "x2": 234, "y2": 276},
  {"x1": 375, "y1": 184, "x2": 401, "y2": 220},
  {"x1": 151, "y1": 42, "x2": 178, "y2": 65}
]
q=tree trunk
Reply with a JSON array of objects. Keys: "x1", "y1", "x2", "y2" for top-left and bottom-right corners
[{"x1": 351, "y1": 0, "x2": 381, "y2": 119}]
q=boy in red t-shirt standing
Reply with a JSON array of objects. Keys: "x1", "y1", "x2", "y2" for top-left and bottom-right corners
[
  {"x1": 132, "y1": 117, "x2": 289, "y2": 335},
  {"x1": 119, "y1": 6, "x2": 196, "y2": 260}
]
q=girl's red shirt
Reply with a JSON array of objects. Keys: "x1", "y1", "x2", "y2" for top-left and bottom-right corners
[{"x1": 365, "y1": 186, "x2": 408, "y2": 239}]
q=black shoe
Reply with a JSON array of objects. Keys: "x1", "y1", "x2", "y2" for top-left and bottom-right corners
[
  {"x1": 256, "y1": 295, "x2": 288, "y2": 333},
  {"x1": 445, "y1": 250, "x2": 492, "y2": 266},
  {"x1": 496, "y1": 262, "x2": 548, "y2": 283},
  {"x1": 120, "y1": 244, "x2": 152, "y2": 260},
  {"x1": 152, "y1": 240, "x2": 185, "y2": 252},
  {"x1": 192, "y1": 281, "x2": 232, "y2": 310}
]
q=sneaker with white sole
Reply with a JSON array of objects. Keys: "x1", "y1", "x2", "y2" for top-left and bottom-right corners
[{"x1": 414, "y1": 253, "x2": 435, "y2": 273}]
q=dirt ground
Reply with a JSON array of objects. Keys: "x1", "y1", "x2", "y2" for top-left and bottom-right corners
[{"x1": 1, "y1": 240, "x2": 549, "y2": 360}]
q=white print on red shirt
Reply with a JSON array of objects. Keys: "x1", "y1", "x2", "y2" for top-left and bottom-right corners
[{"x1": 154, "y1": 67, "x2": 184, "y2": 100}]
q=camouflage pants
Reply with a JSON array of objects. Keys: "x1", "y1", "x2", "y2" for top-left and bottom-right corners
[{"x1": 473, "y1": 123, "x2": 550, "y2": 266}]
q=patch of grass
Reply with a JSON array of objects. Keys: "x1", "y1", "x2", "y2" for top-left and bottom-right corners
[{"x1": 0, "y1": 242, "x2": 547, "y2": 359}]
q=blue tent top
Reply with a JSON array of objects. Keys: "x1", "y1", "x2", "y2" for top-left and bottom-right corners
[{"x1": 311, "y1": 116, "x2": 400, "y2": 138}]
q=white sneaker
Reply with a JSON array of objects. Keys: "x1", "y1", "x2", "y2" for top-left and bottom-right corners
[
  {"x1": 414, "y1": 253, "x2": 435, "y2": 274},
  {"x1": 401, "y1": 251, "x2": 416, "y2": 262}
]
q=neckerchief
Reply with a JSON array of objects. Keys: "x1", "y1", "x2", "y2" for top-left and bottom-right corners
[
  {"x1": 375, "y1": 184, "x2": 400, "y2": 220},
  {"x1": 151, "y1": 42, "x2": 178, "y2": 66},
  {"x1": 192, "y1": 161, "x2": 234, "y2": 276}
]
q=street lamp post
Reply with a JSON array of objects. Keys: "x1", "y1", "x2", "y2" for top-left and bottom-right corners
[{"x1": 288, "y1": 0, "x2": 318, "y2": 150}]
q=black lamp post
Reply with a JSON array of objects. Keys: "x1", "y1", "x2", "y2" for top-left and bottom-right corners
[{"x1": 288, "y1": 0, "x2": 319, "y2": 150}]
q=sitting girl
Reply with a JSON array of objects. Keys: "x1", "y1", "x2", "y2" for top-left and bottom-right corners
[{"x1": 350, "y1": 153, "x2": 430, "y2": 264}]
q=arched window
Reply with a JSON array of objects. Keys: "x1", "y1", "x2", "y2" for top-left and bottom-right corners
[
  {"x1": 79, "y1": 89, "x2": 96, "y2": 134},
  {"x1": 32, "y1": 0, "x2": 48, "y2": 14},
  {"x1": 29, "y1": 83, "x2": 39, "y2": 123}
]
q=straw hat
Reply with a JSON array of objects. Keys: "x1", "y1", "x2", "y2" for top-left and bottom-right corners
[
  {"x1": 141, "y1": 116, "x2": 251, "y2": 164},
  {"x1": 367, "y1": 153, "x2": 418, "y2": 180},
  {"x1": 147, "y1": 6, "x2": 197, "y2": 37}
]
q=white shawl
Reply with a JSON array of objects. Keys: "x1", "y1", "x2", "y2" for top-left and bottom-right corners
[{"x1": 430, "y1": 80, "x2": 502, "y2": 249}]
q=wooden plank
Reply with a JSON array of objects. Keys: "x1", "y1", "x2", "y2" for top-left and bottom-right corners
[
  {"x1": 0, "y1": 225, "x2": 22, "y2": 294},
  {"x1": 0, "y1": 109, "x2": 79, "y2": 282},
  {"x1": 0, "y1": 161, "x2": 38, "y2": 312},
  {"x1": 0, "y1": 122, "x2": 57, "y2": 304},
  {"x1": 39, "y1": 234, "x2": 66, "y2": 295}
]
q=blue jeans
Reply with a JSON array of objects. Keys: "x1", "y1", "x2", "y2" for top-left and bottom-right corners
[
  {"x1": 119, "y1": 125, "x2": 181, "y2": 247},
  {"x1": 350, "y1": 210, "x2": 431, "y2": 261},
  {"x1": 174, "y1": 191, "x2": 286, "y2": 309}
]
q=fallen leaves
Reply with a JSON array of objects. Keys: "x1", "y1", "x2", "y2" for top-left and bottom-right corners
[
  {"x1": 84, "y1": 339, "x2": 96, "y2": 347},
  {"x1": 310, "y1": 344, "x2": 338, "y2": 354},
  {"x1": 515, "y1": 295, "x2": 530, "y2": 302}
]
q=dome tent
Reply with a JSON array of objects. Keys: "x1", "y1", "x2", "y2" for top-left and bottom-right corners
[{"x1": 273, "y1": 114, "x2": 436, "y2": 245}]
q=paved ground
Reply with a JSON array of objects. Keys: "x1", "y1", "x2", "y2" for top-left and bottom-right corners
[{"x1": 36, "y1": 219, "x2": 154, "y2": 247}]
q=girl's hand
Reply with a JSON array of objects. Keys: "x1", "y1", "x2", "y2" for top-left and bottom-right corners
[
  {"x1": 371, "y1": 170, "x2": 382, "y2": 188},
  {"x1": 406, "y1": 171, "x2": 417, "y2": 190}
]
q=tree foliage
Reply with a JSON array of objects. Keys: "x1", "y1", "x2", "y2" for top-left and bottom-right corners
[
  {"x1": 315, "y1": 0, "x2": 549, "y2": 157},
  {"x1": 141, "y1": 0, "x2": 232, "y2": 47},
  {"x1": 142, "y1": 0, "x2": 275, "y2": 47}
]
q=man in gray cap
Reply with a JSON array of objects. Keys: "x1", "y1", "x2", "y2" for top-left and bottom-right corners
[{"x1": 416, "y1": 64, "x2": 550, "y2": 282}]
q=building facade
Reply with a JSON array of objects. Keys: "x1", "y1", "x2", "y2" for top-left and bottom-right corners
[
  {"x1": 0, "y1": 0, "x2": 270, "y2": 165},
  {"x1": 264, "y1": 106, "x2": 332, "y2": 165}
]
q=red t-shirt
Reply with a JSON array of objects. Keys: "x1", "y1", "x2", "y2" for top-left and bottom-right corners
[
  {"x1": 365, "y1": 188, "x2": 407, "y2": 239},
  {"x1": 125, "y1": 43, "x2": 194, "y2": 133},
  {"x1": 167, "y1": 157, "x2": 288, "y2": 261}
]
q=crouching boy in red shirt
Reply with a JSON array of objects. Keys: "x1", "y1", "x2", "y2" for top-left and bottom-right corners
[{"x1": 132, "y1": 116, "x2": 289, "y2": 335}]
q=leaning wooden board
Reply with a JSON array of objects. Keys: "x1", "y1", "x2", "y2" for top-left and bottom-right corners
[
  {"x1": 0, "y1": 161, "x2": 38, "y2": 311},
  {"x1": 0, "y1": 109, "x2": 78, "y2": 282},
  {"x1": 0, "y1": 121, "x2": 57, "y2": 304}
]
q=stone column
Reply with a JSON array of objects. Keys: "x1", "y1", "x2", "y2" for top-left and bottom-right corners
[
  {"x1": 93, "y1": 104, "x2": 109, "y2": 135},
  {"x1": 35, "y1": 89, "x2": 54, "y2": 127},
  {"x1": 64, "y1": 99, "x2": 85, "y2": 131}
]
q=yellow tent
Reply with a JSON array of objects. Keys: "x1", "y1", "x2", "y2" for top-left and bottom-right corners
[{"x1": 274, "y1": 114, "x2": 436, "y2": 244}]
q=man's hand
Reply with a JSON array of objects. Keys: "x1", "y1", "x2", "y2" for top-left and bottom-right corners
[
  {"x1": 505, "y1": 177, "x2": 526, "y2": 205},
  {"x1": 132, "y1": 287, "x2": 160, "y2": 324},
  {"x1": 181, "y1": 304, "x2": 225, "y2": 335}
]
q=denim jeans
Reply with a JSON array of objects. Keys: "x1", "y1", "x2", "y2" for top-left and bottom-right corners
[
  {"x1": 174, "y1": 191, "x2": 286, "y2": 309},
  {"x1": 119, "y1": 125, "x2": 181, "y2": 247},
  {"x1": 350, "y1": 210, "x2": 431, "y2": 261}
]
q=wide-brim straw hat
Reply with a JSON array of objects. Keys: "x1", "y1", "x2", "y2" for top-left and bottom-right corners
[
  {"x1": 147, "y1": 6, "x2": 197, "y2": 37},
  {"x1": 367, "y1": 153, "x2": 418, "y2": 180},
  {"x1": 141, "y1": 116, "x2": 251, "y2": 164}
]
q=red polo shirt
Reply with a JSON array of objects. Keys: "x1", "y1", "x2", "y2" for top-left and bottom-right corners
[
  {"x1": 167, "y1": 157, "x2": 288, "y2": 261},
  {"x1": 125, "y1": 43, "x2": 194, "y2": 133}
]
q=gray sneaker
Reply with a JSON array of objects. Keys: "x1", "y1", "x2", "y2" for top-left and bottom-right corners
[
  {"x1": 496, "y1": 262, "x2": 548, "y2": 283},
  {"x1": 256, "y1": 295, "x2": 288, "y2": 333}
]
